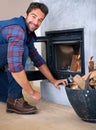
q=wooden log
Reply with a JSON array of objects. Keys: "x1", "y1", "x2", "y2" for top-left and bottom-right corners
[
  {"x1": 88, "y1": 56, "x2": 94, "y2": 72},
  {"x1": 73, "y1": 74, "x2": 85, "y2": 89},
  {"x1": 70, "y1": 55, "x2": 79, "y2": 71}
]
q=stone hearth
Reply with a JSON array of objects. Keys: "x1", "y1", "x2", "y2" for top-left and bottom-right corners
[{"x1": 40, "y1": 80, "x2": 71, "y2": 106}]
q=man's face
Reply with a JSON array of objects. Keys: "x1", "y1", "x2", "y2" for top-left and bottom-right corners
[{"x1": 24, "y1": 8, "x2": 45, "y2": 32}]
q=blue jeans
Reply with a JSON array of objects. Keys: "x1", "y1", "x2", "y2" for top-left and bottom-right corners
[{"x1": 0, "y1": 44, "x2": 28, "y2": 102}]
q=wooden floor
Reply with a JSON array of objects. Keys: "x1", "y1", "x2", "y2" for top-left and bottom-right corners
[
  {"x1": 0, "y1": 83, "x2": 96, "y2": 130},
  {"x1": 0, "y1": 97, "x2": 96, "y2": 130}
]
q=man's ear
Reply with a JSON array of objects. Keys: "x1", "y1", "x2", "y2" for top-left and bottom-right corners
[{"x1": 23, "y1": 12, "x2": 27, "y2": 18}]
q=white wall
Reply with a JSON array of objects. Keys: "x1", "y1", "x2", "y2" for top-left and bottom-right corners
[{"x1": 39, "y1": 0, "x2": 96, "y2": 73}]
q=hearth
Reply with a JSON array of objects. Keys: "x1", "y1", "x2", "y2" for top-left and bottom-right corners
[{"x1": 26, "y1": 28, "x2": 85, "y2": 80}]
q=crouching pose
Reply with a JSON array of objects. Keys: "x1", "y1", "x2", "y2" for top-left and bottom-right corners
[{"x1": 0, "y1": 2, "x2": 67, "y2": 114}]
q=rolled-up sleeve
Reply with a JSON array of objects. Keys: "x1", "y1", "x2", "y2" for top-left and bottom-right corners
[
  {"x1": 2, "y1": 25, "x2": 25, "y2": 72},
  {"x1": 29, "y1": 43, "x2": 46, "y2": 67}
]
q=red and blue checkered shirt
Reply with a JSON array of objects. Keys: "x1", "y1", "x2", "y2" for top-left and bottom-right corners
[{"x1": 1, "y1": 25, "x2": 45, "y2": 72}]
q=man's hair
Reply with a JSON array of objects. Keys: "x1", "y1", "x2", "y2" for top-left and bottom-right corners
[{"x1": 26, "y1": 2, "x2": 49, "y2": 16}]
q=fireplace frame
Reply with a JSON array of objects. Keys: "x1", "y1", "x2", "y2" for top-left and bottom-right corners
[{"x1": 46, "y1": 28, "x2": 85, "y2": 79}]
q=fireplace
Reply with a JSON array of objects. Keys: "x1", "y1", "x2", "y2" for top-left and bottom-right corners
[
  {"x1": 45, "y1": 28, "x2": 85, "y2": 79},
  {"x1": 26, "y1": 28, "x2": 85, "y2": 80}
]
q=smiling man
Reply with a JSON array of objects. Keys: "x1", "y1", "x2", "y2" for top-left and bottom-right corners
[{"x1": 0, "y1": 2, "x2": 67, "y2": 114}]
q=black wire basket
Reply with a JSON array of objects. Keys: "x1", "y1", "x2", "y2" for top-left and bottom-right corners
[{"x1": 65, "y1": 74, "x2": 96, "y2": 123}]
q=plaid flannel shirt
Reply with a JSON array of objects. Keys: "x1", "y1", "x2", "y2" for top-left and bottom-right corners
[{"x1": 1, "y1": 25, "x2": 45, "y2": 72}]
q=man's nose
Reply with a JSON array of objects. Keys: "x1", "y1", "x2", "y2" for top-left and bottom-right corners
[{"x1": 34, "y1": 18, "x2": 38, "y2": 25}]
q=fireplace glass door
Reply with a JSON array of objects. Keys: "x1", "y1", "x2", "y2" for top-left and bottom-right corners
[{"x1": 54, "y1": 41, "x2": 81, "y2": 72}]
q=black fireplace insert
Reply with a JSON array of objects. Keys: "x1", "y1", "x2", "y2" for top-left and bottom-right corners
[{"x1": 26, "y1": 28, "x2": 85, "y2": 81}]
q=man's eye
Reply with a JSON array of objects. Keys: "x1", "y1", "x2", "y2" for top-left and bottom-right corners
[
  {"x1": 39, "y1": 19, "x2": 43, "y2": 23},
  {"x1": 32, "y1": 15, "x2": 36, "y2": 18}
]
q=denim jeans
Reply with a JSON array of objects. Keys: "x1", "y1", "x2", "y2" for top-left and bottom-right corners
[{"x1": 0, "y1": 44, "x2": 28, "y2": 102}]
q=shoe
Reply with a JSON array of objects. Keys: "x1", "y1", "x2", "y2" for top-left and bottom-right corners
[{"x1": 6, "y1": 97, "x2": 38, "y2": 114}]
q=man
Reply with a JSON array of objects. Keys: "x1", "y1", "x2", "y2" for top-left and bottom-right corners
[{"x1": 0, "y1": 2, "x2": 67, "y2": 114}]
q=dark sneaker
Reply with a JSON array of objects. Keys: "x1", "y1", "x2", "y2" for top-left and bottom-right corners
[{"x1": 6, "y1": 97, "x2": 38, "y2": 114}]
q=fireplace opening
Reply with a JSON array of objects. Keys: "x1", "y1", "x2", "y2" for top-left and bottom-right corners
[{"x1": 54, "y1": 41, "x2": 81, "y2": 72}]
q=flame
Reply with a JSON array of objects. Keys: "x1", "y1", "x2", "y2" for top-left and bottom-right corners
[{"x1": 77, "y1": 54, "x2": 80, "y2": 60}]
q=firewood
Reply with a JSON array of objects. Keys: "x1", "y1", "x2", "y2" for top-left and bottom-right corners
[
  {"x1": 73, "y1": 74, "x2": 85, "y2": 89},
  {"x1": 89, "y1": 76, "x2": 96, "y2": 89},
  {"x1": 88, "y1": 56, "x2": 94, "y2": 72},
  {"x1": 71, "y1": 82, "x2": 80, "y2": 90},
  {"x1": 70, "y1": 55, "x2": 79, "y2": 71}
]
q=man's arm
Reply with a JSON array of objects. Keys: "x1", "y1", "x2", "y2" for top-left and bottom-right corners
[
  {"x1": 38, "y1": 64, "x2": 67, "y2": 88},
  {"x1": 29, "y1": 44, "x2": 67, "y2": 88},
  {"x1": 5, "y1": 26, "x2": 40, "y2": 100},
  {"x1": 11, "y1": 70, "x2": 41, "y2": 100}
]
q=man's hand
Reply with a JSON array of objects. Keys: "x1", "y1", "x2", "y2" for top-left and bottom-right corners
[
  {"x1": 39, "y1": 64, "x2": 68, "y2": 89},
  {"x1": 30, "y1": 90, "x2": 41, "y2": 100},
  {"x1": 12, "y1": 70, "x2": 41, "y2": 100},
  {"x1": 52, "y1": 79, "x2": 68, "y2": 89}
]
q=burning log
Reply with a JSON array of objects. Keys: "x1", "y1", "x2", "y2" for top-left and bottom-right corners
[{"x1": 70, "y1": 54, "x2": 80, "y2": 71}]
